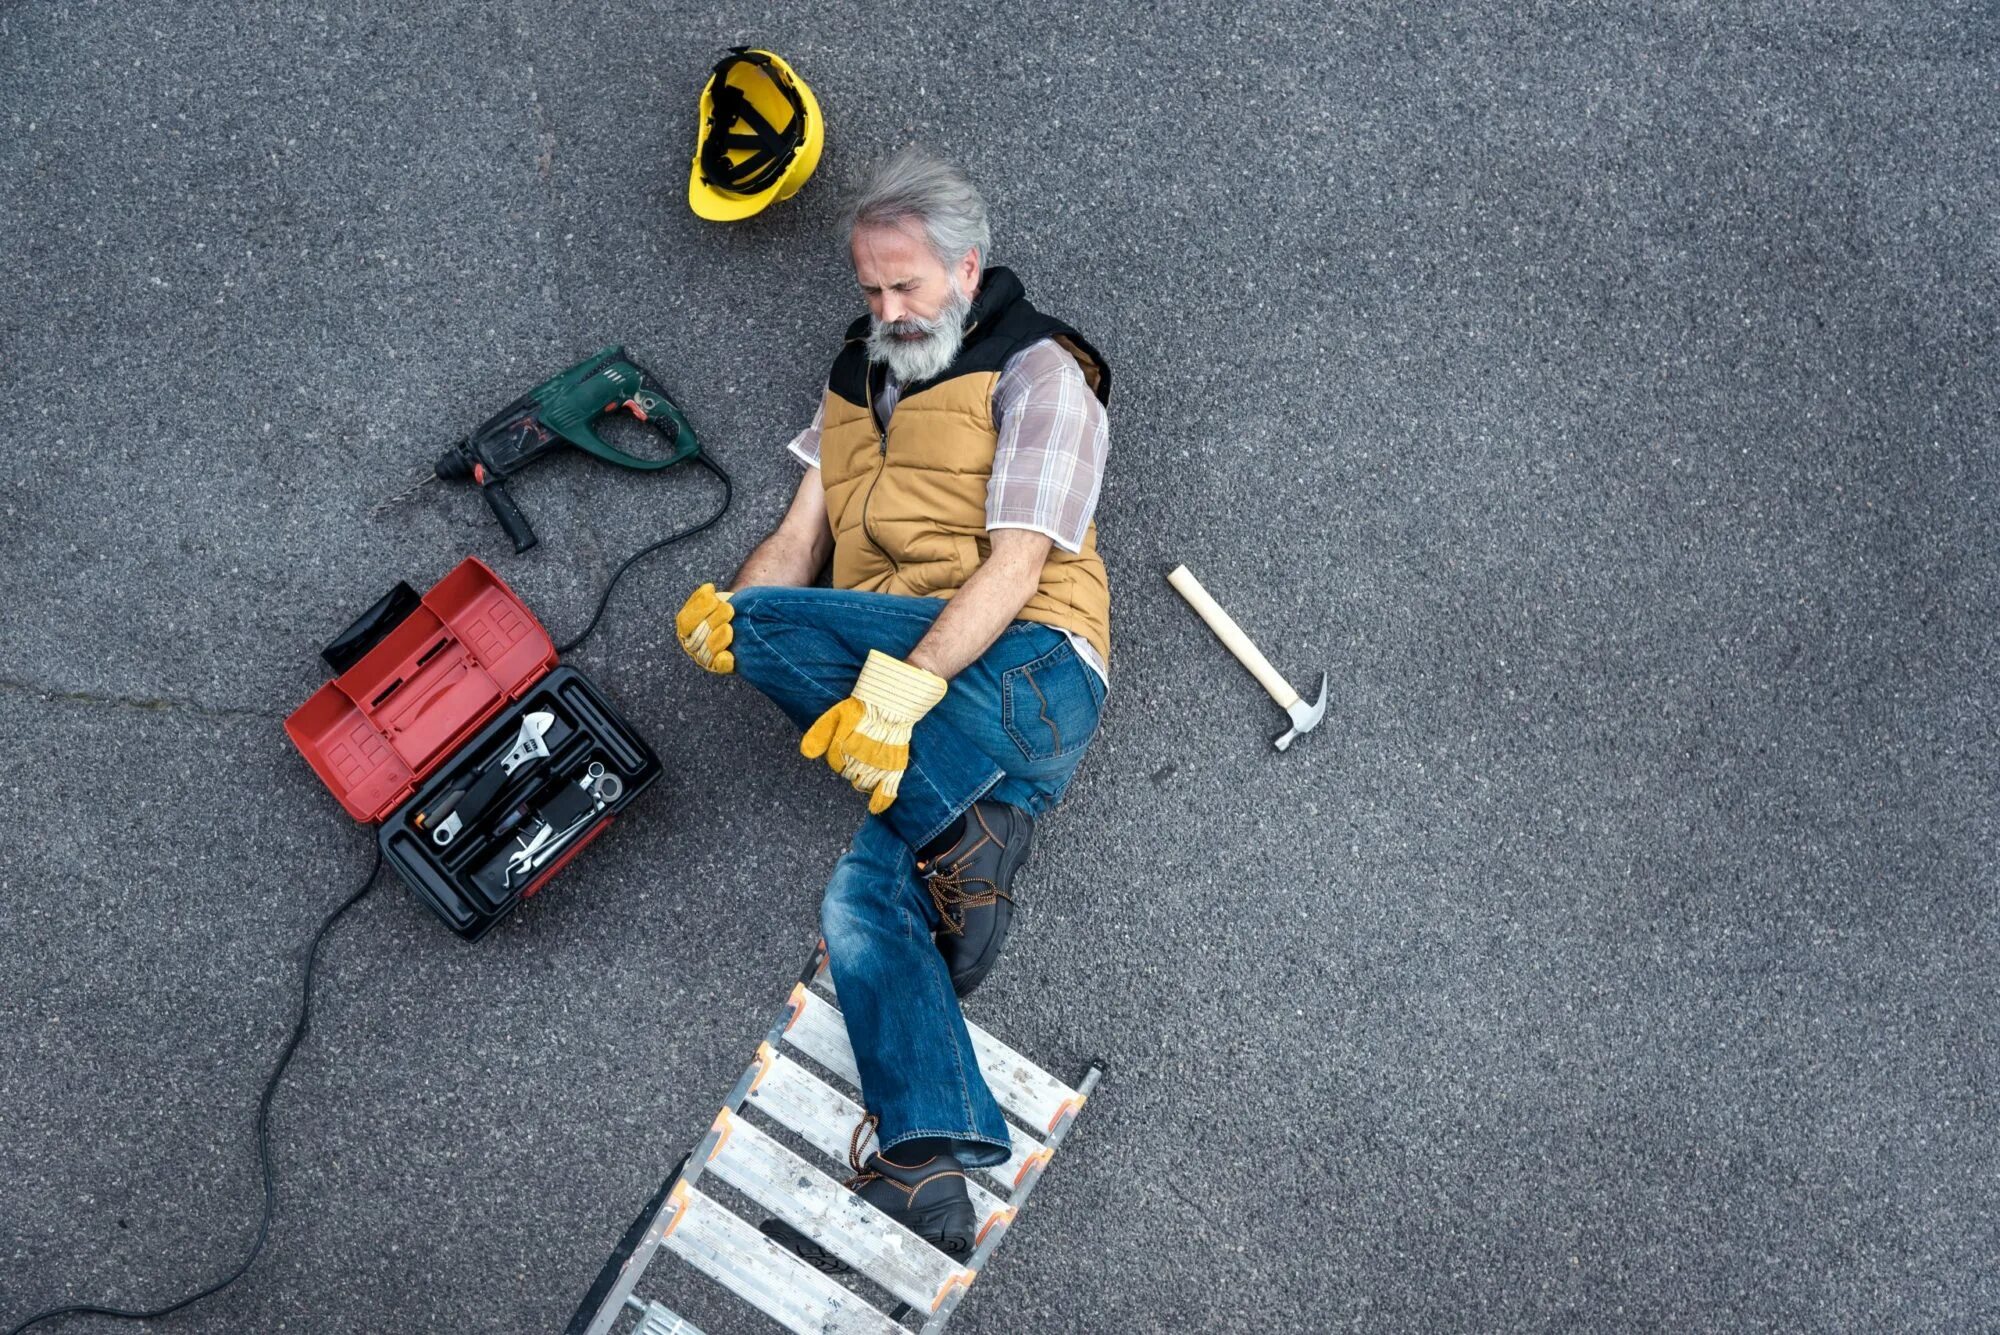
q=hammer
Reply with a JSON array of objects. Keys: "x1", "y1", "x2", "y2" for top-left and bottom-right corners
[{"x1": 1167, "y1": 565, "x2": 1329, "y2": 751}]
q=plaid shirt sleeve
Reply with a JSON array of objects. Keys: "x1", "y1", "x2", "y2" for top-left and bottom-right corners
[
  {"x1": 786, "y1": 394, "x2": 825, "y2": 468},
  {"x1": 987, "y1": 338, "x2": 1108, "y2": 553}
]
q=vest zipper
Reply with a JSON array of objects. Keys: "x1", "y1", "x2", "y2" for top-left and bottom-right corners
[
  {"x1": 850, "y1": 314, "x2": 983, "y2": 583},
  {"x1": 859, "y1": 361, "x2": 897, "y2": 576}
]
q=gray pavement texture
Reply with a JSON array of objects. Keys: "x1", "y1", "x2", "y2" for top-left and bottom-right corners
[{"x1": 1, "y1": 2, "x2": 1995, "y2": 1332}]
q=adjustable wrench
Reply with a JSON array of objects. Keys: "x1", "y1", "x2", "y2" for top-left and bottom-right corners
[{"x1": 417, "y1": 710, "x2": 556, "y2": 847}]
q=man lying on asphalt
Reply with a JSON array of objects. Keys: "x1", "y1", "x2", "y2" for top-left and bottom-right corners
[{"x1": 673, "y1": 146, "x2": 1112, "y2": 1265}]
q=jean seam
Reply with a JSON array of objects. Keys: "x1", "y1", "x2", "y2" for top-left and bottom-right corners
[
  {"x1": 1001, "y1": 641, "x2": 1089, "y2": 762},
  {"x1": 744, "y1": 591, "x2": 945, "y2": 628},
  {"x1": 909, "y1": 765, "x2": 1003, "y2": 850},
  {"x1": 1023, "y1": 665, "x2": 1061, "y2": 753},
  {"x1": 900, "y1": 837, "x2": 982, "y2": 1136},
  {"x1": 731, "y1": 614, "x2": 849, "y2": 711},
  {"x1": 880, "y1": 1128, "x2": 1011, "y2": 1150}
]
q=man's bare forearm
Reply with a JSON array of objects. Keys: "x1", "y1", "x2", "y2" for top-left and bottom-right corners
[
  {"x1": 730, "y1": 466, "x2": 833, "y2": 591},
  {"x1": 729, "y1": 528, "x2": 823, "y2": 590},
  {"x1": 905, "y1": 533, "x2": 1052, "y2": 681}
]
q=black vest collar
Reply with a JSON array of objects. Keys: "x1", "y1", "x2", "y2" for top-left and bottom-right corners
[
  {"x1": 831, "y1": 265, "x2": 1111, "y2": 408},
  {"x1": 962, "y1": 265, "x2": 1026, "y2": 342}
]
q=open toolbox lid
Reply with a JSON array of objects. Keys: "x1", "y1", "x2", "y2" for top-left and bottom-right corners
[{"x1": 285, "y1": 557, "x2": 558, "y2": 822}]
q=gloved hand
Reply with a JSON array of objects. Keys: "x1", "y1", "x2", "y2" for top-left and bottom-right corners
[
  {"x1": 675, "y1": 583, "x2": 735, "y2": 673},
  {"x1": 802, "y1": 649, "x2": 948, "y2": 813}
]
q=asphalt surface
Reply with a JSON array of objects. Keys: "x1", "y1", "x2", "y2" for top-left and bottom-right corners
[{"x1": 2, "y1": 3, "x2": 1995, "y2": 1332}]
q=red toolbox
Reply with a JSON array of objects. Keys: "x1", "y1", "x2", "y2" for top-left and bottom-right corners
[{"x1": 285, "y1": 557, "x2": 661, "y2": 939}]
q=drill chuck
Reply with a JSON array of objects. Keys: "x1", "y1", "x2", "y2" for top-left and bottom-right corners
[{"x1": 434, "y1": 442, "x2": 476, "y2": 481}]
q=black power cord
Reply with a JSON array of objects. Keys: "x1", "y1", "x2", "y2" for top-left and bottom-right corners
[
  {"x1": 6, "y1": 850, "x2": 384, "y2": 1335},
  {"x1": 558, "y1": 452, "x2": 733, "y2": 655},
  {"x1": 10, "y1": 450, "x2": 734, "y2": 1334}
]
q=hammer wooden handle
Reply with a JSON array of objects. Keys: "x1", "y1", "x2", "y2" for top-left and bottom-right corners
[{"x1": 1167, "y1": 565, "x2": 1300, "y2": 709}]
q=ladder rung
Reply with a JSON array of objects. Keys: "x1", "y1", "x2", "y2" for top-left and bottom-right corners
[
  {"x1": 663, "y1": 1184, "x2": 906, "y2": 1335},
  {"x1": 783, "y1": 983, "x2": 864, "y2": 1086},
  {"x1": 746, "y1": 1045, "x2": 1012, "y2": 1225},
  {"x1": 966, "y1": 1023, "x2": 1083, "y2": 1138},
  {"x1": 781, "y1": 993, "x2": 1045, "y2": 1185},
  {"x1": 792, "y1": 981, "x2": 1081, "y2": 1140},
  {"x1": 706, "y1": 1108, "x2": 972, "y2": 1312},
  {"x1": 628, "y1": 1299, "x2": 706, "y2": 1335}
]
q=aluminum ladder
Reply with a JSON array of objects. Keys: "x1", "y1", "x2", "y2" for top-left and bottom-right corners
[{"x1": 567, "y1": 943, "x2": 1102, "y2": 1335}]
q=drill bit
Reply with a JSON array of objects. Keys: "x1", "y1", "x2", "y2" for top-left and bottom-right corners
[{"x1": 371, "y1": 464, "x2": 438, "y2": 518}]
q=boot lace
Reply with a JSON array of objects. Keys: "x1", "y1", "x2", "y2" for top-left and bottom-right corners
[
  {"x1": 923, "y1": 862, "x2": 1005, "y2": 937},
  {"x1": 844, "y1": 1112, "x2": 883, "y2": 1191}
]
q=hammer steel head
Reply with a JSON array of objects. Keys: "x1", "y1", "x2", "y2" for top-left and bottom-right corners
[{"x1": 1274, "y1": 673, "x2": 1329, "y2": 751}]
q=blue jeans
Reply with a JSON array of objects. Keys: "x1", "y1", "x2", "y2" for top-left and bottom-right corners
[{"x1": 728, "y1": 586, "x2": 1106, "y2": 1167}]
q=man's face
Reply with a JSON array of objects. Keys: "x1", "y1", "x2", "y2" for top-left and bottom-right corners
[
  {"x1": 851, "y1": 218, "x2": 978, "y2": 328},
  {"x1": 853, "y1": 218, "x2": 982, "y2": 383}
]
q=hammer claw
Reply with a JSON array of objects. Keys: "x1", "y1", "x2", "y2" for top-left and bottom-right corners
[{"x1": 1273, "y1": 672, "x2": 1329, "y2": 751}]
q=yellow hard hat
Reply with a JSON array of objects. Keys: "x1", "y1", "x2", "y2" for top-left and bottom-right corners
[{"x1": 689, "y1": 47, "x2": 823, "y2": 222}]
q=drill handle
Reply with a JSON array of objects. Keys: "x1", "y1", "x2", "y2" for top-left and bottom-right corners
[
  {"x1": 624, "y1": 361, "x2": 701, "y2": 467},
  {"x1": 566, "y1": 357, "x2": 700, "y2": 471},
  {"x1": 481, "y1": 475, "x2": 538, "y2": 553}
]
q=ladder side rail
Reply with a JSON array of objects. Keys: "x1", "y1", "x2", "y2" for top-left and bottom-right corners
[{"x1": 580, "y1": 950, "x2": 824, "y2": 1335}]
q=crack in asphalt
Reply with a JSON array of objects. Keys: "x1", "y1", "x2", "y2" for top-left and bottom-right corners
[{"x1": 0, "y1": 676, "x2": 284, "y2": 724}]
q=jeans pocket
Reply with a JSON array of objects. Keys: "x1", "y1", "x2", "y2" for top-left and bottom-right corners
[{"x1": 1001, "y1": 641, "x2": 1101, "y2": 763}]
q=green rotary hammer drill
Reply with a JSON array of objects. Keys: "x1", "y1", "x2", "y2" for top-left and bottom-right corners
[{"x1": 378, "y1": 346, "x2": 702, "y2": 553}]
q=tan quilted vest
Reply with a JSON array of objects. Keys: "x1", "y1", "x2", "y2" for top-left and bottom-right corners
[{"x1": 818, "y1": 355, "x2": 1113, "y2": 668}]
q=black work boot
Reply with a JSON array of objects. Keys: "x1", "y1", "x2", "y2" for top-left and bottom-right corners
[
  {"x1": 761, "y1": 1136, "x2": 977, "y2": 1272},
  {"x1": 919, "y1": 801, "x2": 1034, "y2": 998}
]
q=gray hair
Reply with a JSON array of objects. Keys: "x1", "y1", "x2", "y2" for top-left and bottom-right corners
[{"x1": 845, "y1": 147, "x2": 991, "y2": 268}]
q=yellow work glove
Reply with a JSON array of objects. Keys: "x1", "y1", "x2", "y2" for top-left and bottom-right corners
[
  {"x1": 801, "y1": 649, "x2": 948, "y2": 814},
  {"x1": 675, "y1": 583, "x2": 735, "y2": 673}
]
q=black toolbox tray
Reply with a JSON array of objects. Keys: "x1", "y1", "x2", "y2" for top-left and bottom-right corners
[{"x1": 378, "y1": 666, "x2": 660, "y2": 940}]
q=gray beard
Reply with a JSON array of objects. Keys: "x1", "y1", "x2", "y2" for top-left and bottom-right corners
[{"x1": 866, "y1": 279, "x2": 974, "y2": 385}]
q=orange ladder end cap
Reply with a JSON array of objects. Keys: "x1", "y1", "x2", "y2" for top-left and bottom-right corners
[
  {"x1": 659, "y1": 1180, "x2": 693, "y2": 1241},
  {"x1": 1012, "y1": 1147, "x2": 1054, "y2": 1189},
  {"x1": 930, "y1": 1269, "x2": 977, "y2": 1311},
  {"x1": 1046, "y1": 1092, "x2": 1088, "y2": 1134},
  {"x1": 975, "y1": 1206, "x2": 1018, "y2": 1248},
  {"x1": 705, "y1": 1108, "x2": 736, "y2": 1162},
  {"x1": 748, "y1": 1041, "x2": 778, "y2": 1095}
]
